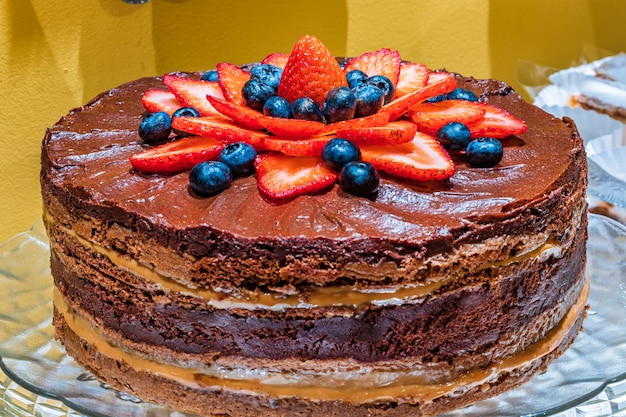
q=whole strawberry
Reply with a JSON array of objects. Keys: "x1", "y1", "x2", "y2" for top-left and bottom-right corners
[{"x1": 278, "y1": 35, "x2": 348, "y2": 107}]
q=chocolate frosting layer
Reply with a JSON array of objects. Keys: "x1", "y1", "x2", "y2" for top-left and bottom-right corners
[{"x1": 42, "y1": 75, "x2": 584, "y2": 246}]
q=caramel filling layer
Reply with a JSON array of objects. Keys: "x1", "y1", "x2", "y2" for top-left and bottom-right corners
[
  {"x1": 54, "y1": 278, "x2": 588, "y2": 404},
  {"x1": 52, "y1": 219, "x2": 564, "y2": 310}
]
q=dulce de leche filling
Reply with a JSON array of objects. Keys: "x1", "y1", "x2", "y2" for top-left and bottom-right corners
[
  {"x1": 54, "y1": 278, "x2": 588, "y2": 404},
  {"x1": 58, "y1": 220, "x2": 565, "y2": 310}
]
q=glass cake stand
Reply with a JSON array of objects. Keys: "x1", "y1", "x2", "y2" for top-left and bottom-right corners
[{"x1": 1, "y1": 215, "x2": 626, "y2": 417}]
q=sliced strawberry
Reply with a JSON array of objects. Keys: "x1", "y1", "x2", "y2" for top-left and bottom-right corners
[
  {"x1": 261, "y1": 116, "x2": 326, "y2": 139},
  {"x1": 141, "y1": 89, "x2": 182, "y2": 115},
  {"x1": 206, "y1": 95, "x2": 265, "y2": 130},
  {"x1": 343, "y1": 48, "x2": 402, "y2": 86},
  {"x1": 162, "y1": 74, "x2": 223, "y2": 116},
  {"x1": 217, "y1": 62, "x2": 250, "y2": 106},
  {"x1": 360, "y1": 132, "x2": 455, "y2": 181},
  {"x1": 322, "y1": 111, "x2": 390, "y2": 134},
  {"x1": 467, "y1": 103, "x2": 527, "y2": 138},
  {"x1": 395, "y1": 62, "x2": 430, "y2": 97},
  {"x1": 262, "y1": 53, "x2": 289, "y2": 69},
  {"x1": 130, "y1": 136, "x2": 225, "y2": 175},
  {"x1": 171, "y1": 115, "x2": 266, "y2": 149},
  {"x1": 255, "y1": 153, "x2": 337, "y2": 200},
  {"x1": 408, "y1": 100, "x2": 487, "y2": 135},
  {"x1": 261, "y1": 135, "x2": 331, "y2": 157},
  {"x1": 277, "y1": 35, "x2": 348, "y2": 107},
  {"x1": 426, "y1": 71, "x2": 454, "y2": 85},
  {"x1": 336, "y1": 120, "x2": 417, "y2": 146},
  {"x1": 381, "y1": 72, "x2": 457, "y2": 121}
]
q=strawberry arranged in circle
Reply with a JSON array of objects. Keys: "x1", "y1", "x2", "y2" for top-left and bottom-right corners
[
  {"x1": 344, "y1": 48, "x2": 402, "y2": 87},
  {"x1": 466, "y1": 103, "x2": 527, "y2": 138},
  {"x1": 261, "y1": 117, "x2": 326, "y2": 139},
  {"x1": 206, "y1": 95, "x2": 265, "y2": 130},
  {"x1": 409, "y1": 100, "x2": 487, "y2": 136},
  {"x1": 381, "y1": 71, "x2": 457, "y2": 121},
  {"x1": 262, "y1": 53, "x2": 289, "y2": 69},
  {"x1": 395, "y1": 62, "x2": 430, "y2": 97},
  {"x1": 261, "y1": 135, "x2": 331, "y2": 157},
  {"x1": 277, "y1": 35, "x2": 348, "y2": 107},
  {"x1": 130, "y1": 135, "x2": 225, "y2": 175},
  {"x1": 321, "y1": 111, "x2": 390, "y2": 134},
  {"x1": 141, "y1": 89, "x2": 182, "y2": 115},
  {"x1": 162, "y1": 74, "x2": 223, "y2": 116},
  {"x1": 360, "y1": 132, "x2": 455, "y2": 181},
  {"x1": 171, "y1": 115, "x2": 266, "y2": 149},
  {"x1": 336, "y1": 120, "x2": 417, "y2": 146},
  {"x1": 255, "y1": 153, "x2": 337, "y2": 200},
  {"x1": 130, "y1": 35, "x2": 531, "y2": 202},
  {"x1": 217, "y1": 62, "x2": 250, "y2": 106}
]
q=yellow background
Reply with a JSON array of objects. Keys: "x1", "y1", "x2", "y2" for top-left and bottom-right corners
[{"x1": 1, "y1": 0, "x2": 625, "y2": 243}]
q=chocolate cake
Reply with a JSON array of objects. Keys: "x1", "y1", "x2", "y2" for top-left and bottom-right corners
[{"x1": 41, "y1": 39, "x2": 588, "y2": 417}]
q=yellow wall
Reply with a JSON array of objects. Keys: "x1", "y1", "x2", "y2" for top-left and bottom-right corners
[{"x1": 1, "y1": 0, "x2": 625, "y2": 243}]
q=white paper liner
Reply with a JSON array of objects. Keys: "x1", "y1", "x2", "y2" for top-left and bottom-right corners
[
  {"x1": 521, "y1": 53, "x2": 626, "y2": 207},
  {"x1": 585, "y1": 128, "x2": 626, "y2": 182}
]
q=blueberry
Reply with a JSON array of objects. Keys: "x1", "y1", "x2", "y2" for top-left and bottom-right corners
[
  {"x1": 201, "y1": 70, "x2": 219, "y2": 82},
  {"x1": 447, "y1": 88, "x2": 478, "y2": 102},
  {"x1": 426, "y1": 94, "x2": 447, "y2": 103},
  {"x1": 171, "y1": 107, "x2": 201, "y2": 137},
  {"x1": 242, "y1": 79, "x2": 276, "y2": 111},
  {"x1": 292, "y1": 97, "x2": 326, "y2": 123},
  {"x1": 436, "y1": 122, "x2": 471, "y2": 151},
  {"x1": 338, "y1": 161, "x2": 380, "y2": 197},
  {"x1": 367, "y1": 75, "x2": 395, "y2": 104},
  {"x1": 189, "y1": 161, "x2": 233, "y2": 196},
  {"x1": 249, "y1": 64, "x2": 283, "y2": 90},
  {"x1": 466, "y1": 138, "x2": 504, "y2": 168},
  {"x1": 323, "y1": 87, "x2": 356, "y2": 123},
  {"x1": 263, "y1": 96, "x2": 292, "y2": 119},
  {"x1": 138, "y1": 111, "x2": 171, "y2": 144},
  {"x1": 346, "y1": 69, "x2": 368, "y2": 89},
  {"x1": 321, "y1": 138, "x2": 361, "y2": 171},
  {"x1": 353, "y1": 84, "x2": 384, "y2": 117},
  {"x1": 218, "y1": 142, "x2": 257, "y2": 177}
]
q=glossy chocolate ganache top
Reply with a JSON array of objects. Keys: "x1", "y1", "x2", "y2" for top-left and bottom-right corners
[{"x1": 42, "y1": 74, "x2": 585, "y2": 246}]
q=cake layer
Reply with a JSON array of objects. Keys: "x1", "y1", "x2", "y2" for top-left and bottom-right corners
[
  {"x1": 53, "y1": 277, "x2": 587, "y2": 416},
  {"x1": 41, "y1": 75, "x2": 587, "y2": 292},
  {"x1": 50, "y1": 211, "x2": 587, "y2": 367}
]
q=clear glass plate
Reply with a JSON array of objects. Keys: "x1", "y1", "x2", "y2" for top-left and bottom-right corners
[{"x1": 1, "y1": 216, "x2": 626, "y2": 417}]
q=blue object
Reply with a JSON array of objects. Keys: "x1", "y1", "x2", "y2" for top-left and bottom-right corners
[
  {"x1": 338, "y1": 161, "x2": 380, "y2": 196},
  {"x1": 138, "y1": 111, "x2": 171, "y2": 144},
  {"x1": 426, "y1": 94, "x2": 447, "y2": 103},
  {"x1": 323, "y1": 87, "x2": 356, "y2": 123},
  {"x1": 292, "y1": 97, "x2": 326, "y2": 123},
  {"x1": 249, "y1": 64, "x2": 283, "y2": 91},
  {"x1": 447, "y1": 88, "x2": 478, "y2": 102},
  {"x1": 436, "y1": 122, "x2": 471, "y2": 151},
  {"x1": 321, "y1": 138, "x2": 362, "y2": 171},
  {"x1": 242, "y1": 79, "x2": 276, "y2": 111},
  {"x1": 367, "y1": 75, "x2": 395, "y2": 104},
  {"x1": 263, "y1": 96, "x2": 293, "y2": 119},
  {"x1": 171, "y1": 107, "x2": 201, "y2": 137},
  {"x1": 353, "y1": 84, "x2": 384, "y2": 117},
  {"x1": 189, "y1": 161, "x2": 233, "y2": 196},
  {"x1": 201, "y1": 70, "x2": 219, "y2": 82},
  {"x1": 218, "y1": 142, "x2": 258, "y2": 177},
  {"x1": 346, "y1": 69, "x2": 368, "y2": 89},
  {"x1": 466, "y1": 137, "x2": 504, "y2": 168}
]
